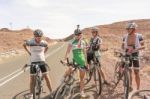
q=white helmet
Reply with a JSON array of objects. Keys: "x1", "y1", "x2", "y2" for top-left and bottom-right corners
[
  {"x1": 91, "y1": 27, "x2": 99, "y2": 32},
  {"x1": 126, "y1": 22, "x2": 138, "y2": 29}
]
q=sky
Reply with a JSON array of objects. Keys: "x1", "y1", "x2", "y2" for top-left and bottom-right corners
[{"x1": 0, "y1": 0, "x2": 150, "y2": 39}]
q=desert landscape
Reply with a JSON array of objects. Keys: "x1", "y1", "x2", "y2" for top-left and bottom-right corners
[{"x1": 0, "y1": 19, "x2": 149, "y2": 99}]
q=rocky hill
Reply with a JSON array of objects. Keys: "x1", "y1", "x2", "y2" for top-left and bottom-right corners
[{"x1": 0, "y1": 28, "x2": 55, "y2": 52}]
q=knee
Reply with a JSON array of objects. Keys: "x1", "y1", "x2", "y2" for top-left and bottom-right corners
[
  {"x1": 134, "y1": 71, "x2": 140, "y2": 77},
  {"x1": 44, "y1": 75, "x2": 49, "y2": 80}
]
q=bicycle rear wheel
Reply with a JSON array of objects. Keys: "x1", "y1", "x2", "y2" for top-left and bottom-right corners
[
  {"x1": 93, "y1": 67, "x2": 102, "y2": 95},
  {"x1": 85, "y1": 69, "x2": 93, "y2": 85}
]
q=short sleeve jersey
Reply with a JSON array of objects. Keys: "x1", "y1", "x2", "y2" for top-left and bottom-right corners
[{"x1": 26, "y1": 38, "x2": 48, "y2": 62}]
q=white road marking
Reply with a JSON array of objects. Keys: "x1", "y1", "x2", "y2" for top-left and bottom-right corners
[
  {"x1": 0, "y1": 68, "x2": 21, "y2": 82},
  {"x1": 0, "y1": 43, "x2": 65, "y2": 87}
]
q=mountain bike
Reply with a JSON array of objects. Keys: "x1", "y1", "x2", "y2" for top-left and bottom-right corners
[
  {"x1": 129, "y1": 89, "x2": 150, "y2": 99},
  {"x1": 85, "y1": 53, "x2": 102, "y2": 95},
  {"x1": 54, "y1": 58, "x2": 86, "y2": 99},
  {"x1": 113, "y1": 51, "x2": 138, "y2": 99},
  {"x1": 23, "y1": 63, "x2": 45, "y2": 99}
]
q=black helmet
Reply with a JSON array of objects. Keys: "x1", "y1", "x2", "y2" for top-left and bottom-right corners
[
  {"x1": 74, "y1": 29, "x2": 82, "y2": 35},
  {"x1": 34, "y1": 29, "x2": 43, "y2": 37}
]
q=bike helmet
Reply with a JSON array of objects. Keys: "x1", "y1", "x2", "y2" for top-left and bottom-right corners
[
  {"x1": 91, "y1": 27, "x2": 99, "y2": 32},
  {"x1": 34, "y1": 29, "x2": 43, "y2": 37},
  {"x1": 126, "y1": 22, "x2": 138, "y2": 29},
  {"x1": 74, "y1": 29, "x2": 82, "y2": 35}
]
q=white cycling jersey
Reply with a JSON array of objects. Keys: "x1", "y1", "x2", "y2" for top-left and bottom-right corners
[{"x1": 26, "y1": 38, "x2": 48, "y2": 62}]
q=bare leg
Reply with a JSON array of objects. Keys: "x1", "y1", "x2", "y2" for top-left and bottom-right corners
[
  {"x1": 43, "y1": 74, "x2": 52, "y2": 92},
  {"x1": 129, "y1": 68, "x2": 132, "y2": 88},
  {"x1": 79, "y1": 69, "x2": 86, "y2": 92},
  {"x1": 30, "y1": 75, "x2": 34, "y2": 93},
  {"x1": 64, "y1": 67, "x2": 72, "y2": 78},
  {"x1": 134, "y1": 69, "x2": 140, "y2": 90}
]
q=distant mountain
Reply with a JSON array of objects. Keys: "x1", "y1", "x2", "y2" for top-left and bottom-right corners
[
  {"x1": 64, "y1": 19, "x2": 150, "y2": 48},
  {"x1": 0, "y1": 28, "x2": 55, "y2": 52}
]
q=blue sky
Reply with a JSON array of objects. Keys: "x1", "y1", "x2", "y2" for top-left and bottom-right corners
[{"x1": 0, "y1": 0, "x2": 150, "y2": 39}]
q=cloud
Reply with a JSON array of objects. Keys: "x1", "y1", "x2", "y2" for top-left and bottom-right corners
[
  {"x1": 0, "y1": 0, "x2": 150, "y2": 39},
  {"x1": 26, "y1": 0, "x2": 49, "y2": 8}
]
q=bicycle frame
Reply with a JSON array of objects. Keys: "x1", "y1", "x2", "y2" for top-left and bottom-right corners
[{"x1": 54, "y1": 59, "x2": 83, "y2": 99}]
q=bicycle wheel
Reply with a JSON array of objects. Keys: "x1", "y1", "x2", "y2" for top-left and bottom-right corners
[
  {"x1": 93, "y1": 67, "x2": 102, "y2": 95},
  {"x1": 129, "y1": 90, "x2": 150, "y2": 99},
  {"x1": 33, "y1": 78, "x2": 41, "y2": 99},
  {"x1": 114, "y1": 62, "x2": 122, "y2": 84},
  {"x1": 54, "y1": 83, "x2": 69, "y2": 99},
  {"x1": 123, "y1": 70, "x2": 130, "y2": 99},
  {"x1": 85, "y1": 69, "x2": 93, "y2": 85}
]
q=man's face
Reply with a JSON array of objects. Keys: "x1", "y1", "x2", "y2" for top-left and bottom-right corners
[
  {"x1": 126, "y1": 28, "x2": 135, "y2": 34},
  {"x1": 92, "y1": 31, "x2": 97, "y2": 37},
  {"x1": 75, "y1": 33, "x2": 82, "y2": 40},
  {"x1": 34, "y1": 36, "x2": 42, "y2": 42}
]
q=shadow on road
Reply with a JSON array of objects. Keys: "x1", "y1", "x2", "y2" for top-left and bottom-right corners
[
  {"x1": 42, "y1": 82, "x2": 125, "y2": 99},
  {"x1": 12, "y1": 89, "x2": 30, "y2": 99}
]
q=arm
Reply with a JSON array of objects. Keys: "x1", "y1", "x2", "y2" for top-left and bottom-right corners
[
  {"x1": 122, "y1": 43, "x2": 125, "y2": 50},
  {"x1": 135, "y1": 34, "x2": 145, "y2": 51},
  {"x1": 64, "y1": 44, "x2": 72, "y2": 60},
  {"x1": 44, "y1": 46, "x2": 48, "y2": 53},
  {"x1": 121, "y1": 36, "x2": 125, "y2": 50},
  {"x1": 23, "y1": 43, "x2": 31, "y2": 55},
  {"x1": 137, "y1": 41, "x2": 145, "y2": 51},
  {"x1": 83, "y1": 47, "x2": 88, "y2": 65}
]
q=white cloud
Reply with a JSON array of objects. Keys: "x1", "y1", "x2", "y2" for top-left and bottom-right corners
[
  {"x1": 26, "y1": 0, "x2": 49, "y2": 8},
  {"x1": 0, "y1": 0, "x2": 150, "y2": 39}
]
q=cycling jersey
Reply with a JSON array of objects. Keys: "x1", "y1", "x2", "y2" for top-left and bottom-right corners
[
  {"x1": 88, "y1": 36, "x2": 102, "y2": 58},
  {"x1": 122, "y1": 33, "x2": 144, "y2": 69},
  {"x1": 123, "y1": 33, "x2": 143, "y2": 50},
  {"x1": 26, "y1": 38, "x2": 48, "y2": 62},
  {"x1": 69, "y1": 38, "x2": 86, "y2": 68}
]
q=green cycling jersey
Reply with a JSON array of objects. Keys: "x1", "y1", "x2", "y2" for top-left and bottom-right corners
[{"x1": 70, "y1": 38, "x2": 86, "y2": 67}]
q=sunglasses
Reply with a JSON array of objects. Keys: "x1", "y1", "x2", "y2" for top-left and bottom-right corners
[
  {"x1": 35, "y1": 36, "x2": 42, "y2": 37},
  {"x1": 75, "y1": 33, "x2": 81, "y2": 36},
  {"x1": 92, "y1": 31, "x2": 97, "y2": 33}
]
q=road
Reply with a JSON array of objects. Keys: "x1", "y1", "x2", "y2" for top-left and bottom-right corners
[{"x1": 0, "y1": 42, "x2": 149, "y2": 99}]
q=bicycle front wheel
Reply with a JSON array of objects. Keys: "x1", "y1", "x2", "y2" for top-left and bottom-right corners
[
  {"x1": 54, "y1": 83, "x2": 69, "y2": 99},
  {"x1": 114, "y1": 62, "x2": 122, "y2": 84},
  {"x1": 93, "y1": 67, "x2": 102, "y2": 95},
  {"x1": 123, "y1": 70, "x2": 130, "y2": 99},
  {"x1": 33, "y1": 78, "x2": 41, "y2": 99}
]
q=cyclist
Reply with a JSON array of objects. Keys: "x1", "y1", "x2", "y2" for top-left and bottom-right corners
[
  {"x1": 122, "y1": 22, "x2": 145, "y2": 91},
  {"x1": 23, "y1": 29, "x2": 52, "y2": 98},
  {"x1": 87, "y1": 27, "x2": 109, "y2": 85},
  {"x1": 63, "y1": 27, "x2": 88, "y2": 97}
]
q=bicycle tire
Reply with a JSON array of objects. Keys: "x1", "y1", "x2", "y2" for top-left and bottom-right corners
[
  {"x1": 94, "y1": 67, "x2": 102, "y2": 95},
  {"x1": 129, "y1": 89, "x2": 150, "y2": 99},
  {"x1": 113, "y1": 62, "x2": 122, "y2": 84},
  {"x1": 33, "y1": 77, "x2": 41, "y2": 99},
  {"x1": 123, "y1": 69, "x2": 130, "y2": 99},
  {"x1": 85, "y1": 69, "x2": 93, "y2": 85},
  {"x1": 54, "y1": 83, "x2": 69, "y2": 99}
]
